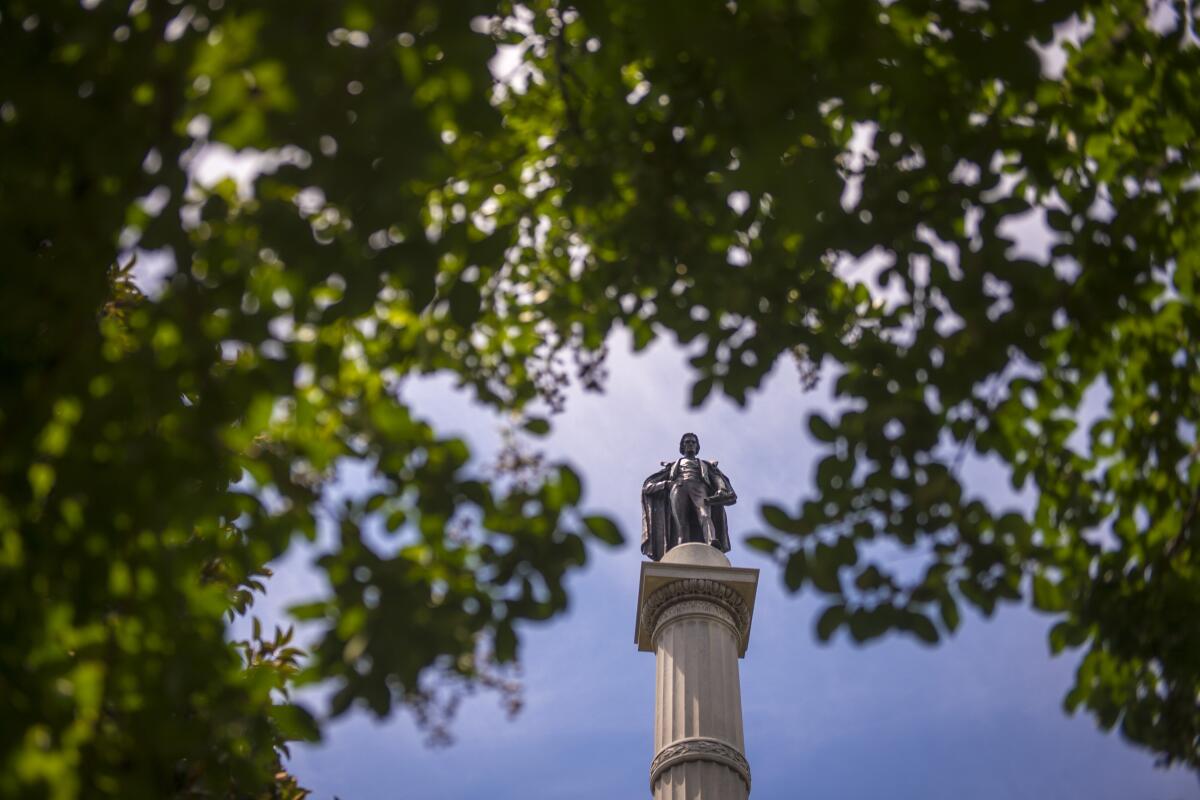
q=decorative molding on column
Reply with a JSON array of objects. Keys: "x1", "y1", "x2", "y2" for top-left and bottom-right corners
[
  {"x1": 641, "y1": 577, "x2": 751, "y2": 645},
  {"x1": 634, "y1": 558, "x2": 758, "y2": 656},
  {"x1": 651, "y1": 598, "x2": 741, "y2": 646},
  {"x1": 649, "y1": 736, "x2": 752, "y2": 793}
]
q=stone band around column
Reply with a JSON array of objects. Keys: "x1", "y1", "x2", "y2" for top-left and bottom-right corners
[
  {"x1": 650, "y1": 736, "x2": 752, "y2": 793},
  {"x1": 639, "y1": 577, "x2": 752, "y2": 649},
  {"x1": 652, "y1": 598, "x2": 741, "y2": 648}
]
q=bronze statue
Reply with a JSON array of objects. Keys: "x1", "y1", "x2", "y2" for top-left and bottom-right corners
[{"x1": 641, "y1": 432, "x2": 737, "y2": 561}]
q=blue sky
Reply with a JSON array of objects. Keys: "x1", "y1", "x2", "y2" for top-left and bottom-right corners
[{"x1": 248, "y1": 330, "x2": 1197, "y2": 800}]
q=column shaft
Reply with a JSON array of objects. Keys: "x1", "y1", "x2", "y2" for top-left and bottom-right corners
[
  {"x1": 635, "y1": 551, "x2": 759, "y2": 799},
  {"x1": 645, "y1": 586, "x2": 751, "y2": 798}
]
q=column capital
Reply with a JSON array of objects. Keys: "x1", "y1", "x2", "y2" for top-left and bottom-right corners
[
  {"x1": 634, "y1": 559, "x2": 760, "y2": 656},
  {"x1": 642, "y1": 580, "x2": 751, "y2": 648}
]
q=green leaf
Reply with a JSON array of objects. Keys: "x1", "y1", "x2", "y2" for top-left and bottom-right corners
[
  {"x1": 832, "y1": 536, "x2": 857, "y2": 568},
  {"x1": 808, "y1": 414, "x2": 837, "y2": 443},
  {"x1": 854, "y1": 565, "x2": 885, "y2": 591},
  {"x1": 783, "y1": 550, "x2": 807, "y2": 591},
  {"x1": 815, "y1": 604, "x2": 846, "y2": 641},
  {"x1": 809, "y1": 543, "x2": 841, "y2": 594},
  {"x1": 939, "y1": 595, "x2": 961, "y2": 633},
  {"x1": 1032, "y1": 575, "x2": 1066, "y2": 613},
  {"x1": 27, "y1": 463, "x2": 55, "y2": 501},
  {"x1": 905, "y1": 612, "x2": 939, "y2": 645},
  {"x1": 958, "y1": 579, "x2": 994, "y2": 617},
  {"x1": 557, "y1": 465, "x2": 582, "y2": 505},
  {"x1": 744, "y1": 535, "x2": 779, "y2": 555},
  {"x1": 270, "y1": 703, "x2": 321, "y2": 742},
  {"x1": 494, "y1": 623, "x2": 517, "y2": 663},
  {"x1": 287, "y1": 601, "x2": 329, "y2": 621},
  {"x1": 583, "y1": 515, "x2": 623, "y2": 546},
  {"x1": 448, "y1": 280, "x2": 482, "y2": 328},
  {"x1": 1049, "y1": 620, "x2": 1089, "y2": 654},
  {"x1": 523, "y1": 417, "x2": 551, "y2": 436},
  {"x1": 385, "y1": 509, "x2": 407, "y2": 531},
  {"x1": 761, "y1": 503, "x2": 798, "y2": 534}
]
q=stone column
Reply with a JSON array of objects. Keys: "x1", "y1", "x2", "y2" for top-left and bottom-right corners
[{"x1": 635, "y1": 543, "x2": 760, "y2": 799}]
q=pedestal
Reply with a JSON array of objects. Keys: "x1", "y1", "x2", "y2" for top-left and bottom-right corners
[{"x1": 634, "y1": 543, "x2": 760, "y2": 799}]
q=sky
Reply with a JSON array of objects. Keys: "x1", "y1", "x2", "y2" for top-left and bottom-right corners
[{"x1": 239, "y1": 330, "x2": 1198, "y2": 800}]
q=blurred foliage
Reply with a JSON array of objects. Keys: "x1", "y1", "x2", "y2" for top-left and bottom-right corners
[{"x1": 0, "y1": 0, "x2": 1197, "y2": 795}]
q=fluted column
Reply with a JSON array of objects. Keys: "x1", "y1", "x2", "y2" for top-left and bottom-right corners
[{"x1": 635, "y1": 544, "x2": 759, "y2": 799}]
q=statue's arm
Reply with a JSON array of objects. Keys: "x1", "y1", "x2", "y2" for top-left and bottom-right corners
[
  {"x1": 706, "y1": 464, "x2": 737, "y2": 505},
  {"x1": 642, "y1": 465, "x2": 672, "y2": 495}
]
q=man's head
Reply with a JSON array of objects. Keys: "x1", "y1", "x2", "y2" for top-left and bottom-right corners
[{"x1": 679, "y1": 432, "x2": 700, "y2": 457}]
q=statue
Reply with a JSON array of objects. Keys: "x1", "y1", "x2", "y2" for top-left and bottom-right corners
[{"x1": 641, "y1": 432, "x2": 737, "y2": 561}]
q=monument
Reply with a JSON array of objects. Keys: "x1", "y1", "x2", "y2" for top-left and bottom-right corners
[
  {"x1": 634, "y1": 433, "x2": 760, "y2": 799},
  {"x1": 640, "y1": 432, "x2": 737, "y2": 561}
]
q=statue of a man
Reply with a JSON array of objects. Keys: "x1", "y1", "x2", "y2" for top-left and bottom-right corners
[{"x1": 640, "y1": 432, "x2": 737, "y2": 561}]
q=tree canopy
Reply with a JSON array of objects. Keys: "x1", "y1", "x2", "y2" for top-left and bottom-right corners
[{"x1": 2, "y1": 0, "x2": 1197, "y2": 795}]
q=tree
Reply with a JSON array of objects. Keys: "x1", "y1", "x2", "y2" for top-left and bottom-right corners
[{"x1": 1, "y1": 0, "x2": 1196, "y2": 795}]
